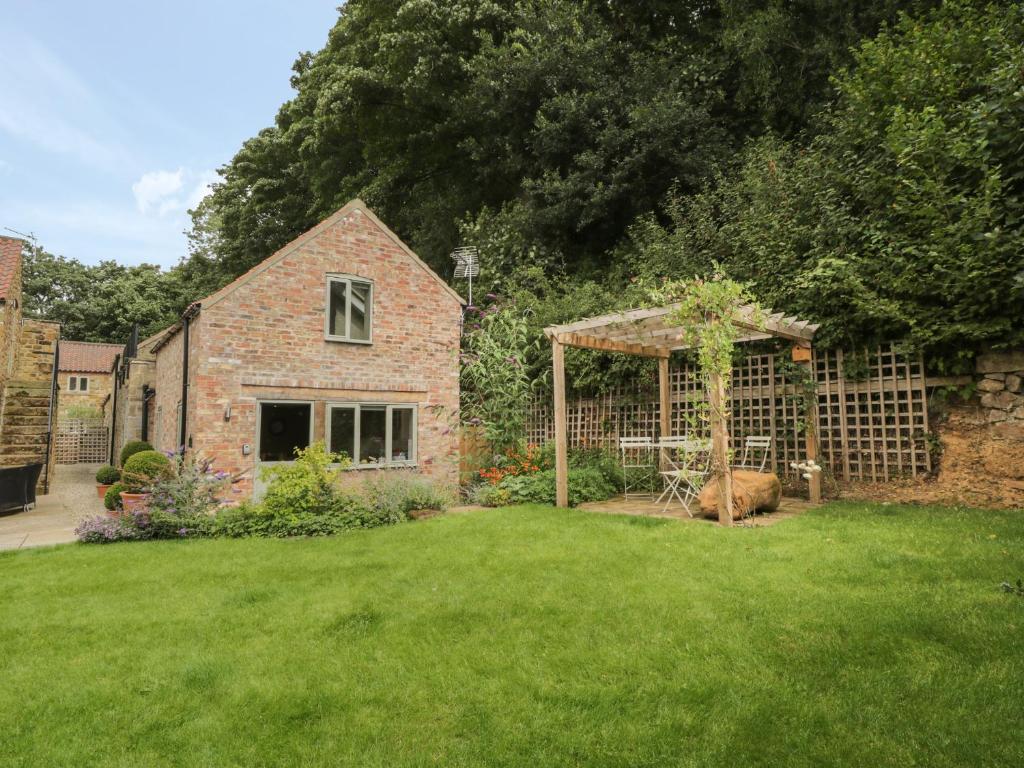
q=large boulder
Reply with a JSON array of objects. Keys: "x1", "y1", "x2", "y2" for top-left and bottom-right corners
[{"x1": 698, "y1": 470, "x2": 782, "y2": 520}]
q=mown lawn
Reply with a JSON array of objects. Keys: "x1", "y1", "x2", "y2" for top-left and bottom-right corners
[{"x1": 1, "y1": 502, "x2": 1022, "y2": 767}]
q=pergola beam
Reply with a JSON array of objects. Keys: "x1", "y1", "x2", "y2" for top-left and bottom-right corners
[
  {"x1": 551, "y1": 332, "x2": 670, "y2": 359},
  {"x1": 545, "y1": 305, "x2": 818, "y2": 348}
]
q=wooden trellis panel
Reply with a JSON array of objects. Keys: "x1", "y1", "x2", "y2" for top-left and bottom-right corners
[
  {"x1": 524, "y1": 343, "x2": 931, "y2": 483},
  {"x1": 55, "y1": 418, "x2": 109, "y2": 464}
]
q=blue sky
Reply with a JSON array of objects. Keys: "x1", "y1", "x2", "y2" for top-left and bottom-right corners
[{"x1": 0, "y1": 1, "x2": 340, "y2": 268}]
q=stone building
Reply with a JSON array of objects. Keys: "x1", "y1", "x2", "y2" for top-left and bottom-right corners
[
  {"x1": 56, "y1": 341, "x2": 123, "y2": 423},
  {"x1": 111, "y1": 201, "x2": 462, "y2": 496},
  {"x1": 0, "y1": 236, "x2": 60, "y2": 492}
]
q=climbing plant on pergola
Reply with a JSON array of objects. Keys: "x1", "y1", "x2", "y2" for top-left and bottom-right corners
[{"x1": 544, "y1": 301, "x2": 820, "y2": 525}]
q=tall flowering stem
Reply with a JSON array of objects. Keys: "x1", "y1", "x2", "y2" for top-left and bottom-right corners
[{"x1": 460, "y1": 297, "x2": 538, "y2": 454}]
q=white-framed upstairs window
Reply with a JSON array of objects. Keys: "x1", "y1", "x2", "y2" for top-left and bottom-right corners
[
  {"x1": 327, "y1": 403, "x2": 416, "y2": 468},
  {"x1": 68, "y1": 375, "x2": 89, "y2": 392},
  {"x1": 325, "y1": 274, "x2": 373, "y2": 344}
]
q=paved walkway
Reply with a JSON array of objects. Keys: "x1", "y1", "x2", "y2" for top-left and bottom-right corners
[
  {"x1": 576, "y1": 494, "x2": 818, "y2": 526},
  {"x1": 0, "y1": 464, "x2": 105, "y2": 550}
]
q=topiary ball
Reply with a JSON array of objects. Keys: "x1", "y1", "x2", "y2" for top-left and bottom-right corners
[
  {"x1": 122, "y1": 450, "x2": 173, "y2": 492},
  {"x1": 95, "y1": 464, "x2": 121, "y2": 485},
  {"x1": 104, "y1": 481, "x2": 126, "y2": 511},
  {"x1": 119, "y1": 440, "x2": 153, "y2": 467}
]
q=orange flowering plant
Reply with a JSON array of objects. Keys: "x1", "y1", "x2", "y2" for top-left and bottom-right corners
[{"x1": 478, "y1": 443, "x2": 552, "y2": 485}]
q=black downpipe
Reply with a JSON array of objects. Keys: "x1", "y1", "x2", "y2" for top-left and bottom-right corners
[
  {"x1": 108, "y1": 353, "x2": 121, "y2": 465},
  {"x1": 141, "y1": 384, "x2": 153, "y2": 442},
  {"x1": 179, "y1": 309, "x2": 196, "y2": 453},
  {"x1": 43, "y1": 331, "x2": 60, "y2": 494}
]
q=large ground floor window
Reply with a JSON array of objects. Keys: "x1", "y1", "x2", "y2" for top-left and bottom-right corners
[
  {"x1": 328, "y1": 403, "x2": 416, "y2": 467},
  {"x1": 258, "y1": 401, "x2": 313, "y2": 462}
]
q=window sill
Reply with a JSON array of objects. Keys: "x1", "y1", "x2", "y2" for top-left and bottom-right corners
[
  {"x1": 324, "y1": 335, "x2": 373, "y2": 345},
  {"x1": 334, "y1": 462, "x2": 417, "y2": 471}
]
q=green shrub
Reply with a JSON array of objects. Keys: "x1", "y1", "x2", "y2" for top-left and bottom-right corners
[
  {"x1": 569, "y1": 445, "x2": 623, "y2": 488},
  {"x1": 359, "y1": 473, "x2": 453, "y2": 521},
  {"x1": 122, "y1": 450, "x2": 173, "y2": 492},
  {"x1": 119, "y1": 440, "x2": 153, "y2": 467},
  {"x1": 103, "y1": 482, "x2": 126, "y2": 511},
  {"x1": 468, "y1": 483, "x2": 511, "y2": 507},
  {"x1": 207, "y1": 495, "x2": 390, "y2": 539},
  {"x1": 499, "y1": 467, "x2": 615, "y2": 507},
  {"x1": 95, "y1": 465, "x2": 120, "y2": 485},
  {"x1": 260, "y1": 442, "x2": 350, "y2": 517}
]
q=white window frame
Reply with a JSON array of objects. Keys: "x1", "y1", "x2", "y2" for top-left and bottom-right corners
[
  {"x1": 256, "y1": 400, "x2": 315, "y2": 464},
  {"x1": 324, "y1": 274, "x2": 373, "y2": 344},
  {"x1": 326, "y1": 402, "x2": 417, "y2": 469},
  {"x1": 68, "y1": 375, "x2": 89, "y2": 392}
]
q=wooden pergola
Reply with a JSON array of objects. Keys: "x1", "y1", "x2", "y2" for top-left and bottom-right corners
[{"x1": 544, "y1": 303, "x2": 821, "y2": 525}]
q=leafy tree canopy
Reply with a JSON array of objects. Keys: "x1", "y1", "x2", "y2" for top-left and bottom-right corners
[
  {"x1": 24, "y1": 0, "x2": 1024, "y2": 386},
  {"x1": 626, "y1": 0, "x2": 1024, "y2": 367}
]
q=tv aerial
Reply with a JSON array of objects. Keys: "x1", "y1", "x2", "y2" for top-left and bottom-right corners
[{"x1": 450, "y1": 245, "x2": 480, "y2": 306}]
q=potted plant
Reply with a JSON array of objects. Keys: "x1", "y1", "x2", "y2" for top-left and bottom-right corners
[
  {"x1": 95, "y1": 465, "x2": 121, "y2": 500},
  {"x1": 120, "y1": 450, "x2": 172, "y2": 513},
  {"x1": 104, "y1": 481, "x2": 127, "y2": 515},
  {"x1": 119, "y1": 439, "x2": 152, "y2": 467}
]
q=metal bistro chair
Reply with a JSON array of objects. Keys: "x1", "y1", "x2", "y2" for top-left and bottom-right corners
[
  {"x1": 655, "y1": 437, "x2": 712, "y2": 516},
  {"x1": 619, "y1": 436, "x2": 657, "y2": 499},
  {"x1": 734, "y1": 435, "x2": 772, "y2": 473}
]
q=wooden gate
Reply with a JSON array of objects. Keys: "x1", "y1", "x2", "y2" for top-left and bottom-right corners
[
  {"x1": 525, "y1": 343, "x2": 931, "y2": 483},
  {"x1": 55, "y1": 418, "x2": 109, "y2": 464}
]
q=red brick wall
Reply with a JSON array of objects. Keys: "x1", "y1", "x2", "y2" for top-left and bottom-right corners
[{"x1": 153, "y1": 206, "x2": 461, "y2": 496}]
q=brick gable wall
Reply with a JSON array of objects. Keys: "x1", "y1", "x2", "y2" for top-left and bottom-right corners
[{"x1": 152, "y1": 206, "x2": 461, "y2": 496}]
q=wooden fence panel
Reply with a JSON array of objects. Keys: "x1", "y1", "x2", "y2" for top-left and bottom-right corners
[
  {"x1": 524, "y1": 342, "x2": 931, "y2": 483},
  {"x1": 55, "y1": 418, "x2": 109, "y2": 465}
]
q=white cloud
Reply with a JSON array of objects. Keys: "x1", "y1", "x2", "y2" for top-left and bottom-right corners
[
  {"x1": 132, "y1": 168, "x2": 185, "y2": 214},
  {"x1": 131, "y1": 167, "x2": 217, "y2": 217}
]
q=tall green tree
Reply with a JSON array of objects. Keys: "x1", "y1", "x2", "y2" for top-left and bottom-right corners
[
  {"x1": 189, "y1": 0, "x2": 927, "y2": 286},
  {"x1": 21, "y1": 244, "x2": 186, "y2": 343},
  {"x1": 629, "y1": 1, "x2": 1024, "y2": 365}
]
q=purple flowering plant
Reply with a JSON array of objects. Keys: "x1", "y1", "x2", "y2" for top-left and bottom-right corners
[{"x1": 147, "y1": 453, "x2": 239, "y2": 519}]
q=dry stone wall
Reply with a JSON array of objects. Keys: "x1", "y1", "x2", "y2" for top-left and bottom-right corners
[{"x1": 976, "y1": 350, "x2": 1024, "y2": 440}]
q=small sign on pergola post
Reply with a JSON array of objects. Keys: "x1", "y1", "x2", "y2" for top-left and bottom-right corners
[{"x1": 544, "y1": 303, "x2": 820, "y2": 524}]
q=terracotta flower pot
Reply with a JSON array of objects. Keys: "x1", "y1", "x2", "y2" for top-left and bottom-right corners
[
  {"x1": 96, "y1": 483, "x2": 112, "y2": 500},
  {"x1": 119, "y1": 492, "x2": 151, "y2": 514}
]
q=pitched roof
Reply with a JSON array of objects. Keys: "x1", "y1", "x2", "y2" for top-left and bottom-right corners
[
  {"x1": 200, "y1": 199, "x2": 464, "y2": 310},
  {"x1": 0, "y1": 236, "x2": 23, "y2": 302},
  {"x1": 58, "y1": 341, "x2": 124, "y2": 373},
  {"x1": 151, "y1": 200, "x2": 464, "y2": 353}
]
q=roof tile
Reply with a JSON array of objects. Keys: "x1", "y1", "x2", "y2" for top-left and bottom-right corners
[{"x1": 58, "y1": 341, "x2": 124, "y2": 373}]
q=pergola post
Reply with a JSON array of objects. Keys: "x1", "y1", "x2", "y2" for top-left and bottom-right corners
[
  {"x1": 708, "y1": 367, "x2": 734, "y2": 526},
  {"x1": 658, "y1": 356, "x2": 670, "y2": 468},
  {"x1": 552, "y1": 336, "x2": 569, "y2": 508},
  {"x1": 803, "y1": 345, "x2": 822, "y2": 505}
]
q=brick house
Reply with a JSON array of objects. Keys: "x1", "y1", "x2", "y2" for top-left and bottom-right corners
[
  {"x1": 0, "y1": 236, "x2": 60, "y2": 492},
  {"x1": 56, "y1": 341, "x2": 123, "y2": 423},
  {"x1": 113, "y1": 201, "x2": 462, "y2": 496}
]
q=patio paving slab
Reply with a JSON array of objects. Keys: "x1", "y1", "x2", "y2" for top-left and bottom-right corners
[{"x1": 0, "y1": 464, "x2": 105, "y2": 550}]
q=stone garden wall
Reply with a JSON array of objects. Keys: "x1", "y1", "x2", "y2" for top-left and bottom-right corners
[{"x1": 975, "y1": 350, "x2": 1024, "y2": 440}]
